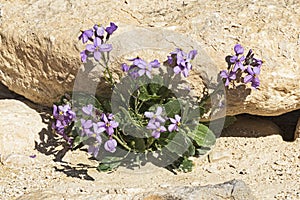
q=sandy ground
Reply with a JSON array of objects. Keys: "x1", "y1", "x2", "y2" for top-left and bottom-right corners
[{"x1": 0, "y1": 131, "x2": 299, "y2": 199}]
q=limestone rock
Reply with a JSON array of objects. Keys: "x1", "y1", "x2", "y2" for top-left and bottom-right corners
[
  {"x1": 0, "y1": 99, "x2": 46, "y2": 161},
  {"x1": 0, "y1": 0, "x2": 299, "y2": 116},
  {"x1": 16, "y1": 179, "x2": 255, "y2": 200},
  {"x1": 137, "y1": 179, "x2": 255, "y2": 200}
]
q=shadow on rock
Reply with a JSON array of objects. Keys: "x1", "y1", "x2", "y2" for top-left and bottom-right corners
[{"x1": 54, "y1": 164, "x2": 95, "y2": 181}]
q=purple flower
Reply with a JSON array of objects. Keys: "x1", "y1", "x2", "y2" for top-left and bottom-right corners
[
  {"x1": 169, "y1": 49, "x2": 197, "y2": 77},
  {"x1": 78, "y1": 29, "x2": 94, "y2": 43},
  {"x1": 88, "y1": 134, "x2": 102, "y2": 157},
  {"x1": 168, "y1": 115, "x2": 181, "y2": 132},
  {"x1": 244, "y1": 66, "x2": 260, "y2": 89},
  {"x1": 187, "y1": 50, "x2": 198, "y2": 61},
  {"x1": 173, "y1": 63, "x2": 191, "y2": 77},
  {"x1": 80, "y1": 50, "x2": 87, "y2": 63},
  {"x1": 144, "y1": 106, "x2": 166, "y2": 124},
  {"x1": 82, "y1": 104, "x2": 93, "y2": 116},
  {"x1": 52, "y1": 104, "x2": 76, "y2": 125},
  {"x1": 93, "y1": 24, "x2": 105, "y2": 37},
  {"x1": 80, "y1": 119, "x2": 93, "y2": 136},
  {"x1": 93, "y1": 122, "x2": 106, "y2": 134},
  {"x1": 134, "y1": 59, "x2": 160, "y2": 79},
  {"x1": 167, "y1": 55, "x2": 173, "y2": 65},
  {"x1": 230, "y1": 55, "x2": 245, "y2": 72},
  {"x1": 220, "y1": 70, "x2": 237, "y2": 86},
  {"x1": 146, "y1": 122, "x2": 167, "y2": 139},
  {"x1": 105, "y1": 22, "x2": 118, "y2": 35},
  {"x1": 104, "y1": 138, "x2": 117, "y2": 153},
  {"x1": 129, "y1": 68, "x2": 140, "y2": 79},
  {"x1": 52, "y1": 104, "x2": 76, "y2": 144},
  {"x1": 234, "y1": 44, "x2": 244, "y2": 55},
  {"x1": 121, "y1": 63, "x2": 130, "y2": 72},
  {"x1": 98, "y1": 114, "x2": 119, "y2": 136},
  {"x1": 86, "y1": 37, "x2": 112, "y2": 61},
  {"x1": 251, "y1": 58, "x2": 263, "y2": 67}
]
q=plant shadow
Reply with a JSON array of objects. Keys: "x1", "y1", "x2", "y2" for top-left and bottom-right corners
[{"x1": 0, "y1": 83, "x2": 96, "y2": 181}]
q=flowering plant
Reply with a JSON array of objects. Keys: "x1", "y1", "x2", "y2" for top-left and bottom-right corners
[
  {"x1": 220, "y1": 44, "x2": 263, "y2": 89},
  {"x1": 51, "y1": 23, "x2": 261, "y2": 172}
]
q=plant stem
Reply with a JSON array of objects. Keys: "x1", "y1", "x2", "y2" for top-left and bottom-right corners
[
  {"x1": 101, "y1": 52, "x2": 115, "y2": 86},
  {"x1": 113, "y1": 133, "x2": 132, "y2": 152}
]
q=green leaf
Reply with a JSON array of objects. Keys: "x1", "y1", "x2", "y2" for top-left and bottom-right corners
[
  {"x1": 132, "y1": 138, "x2": 146, "y2": 152},
  {"x1": 149, "y1": 83, "x2": 161, "y2": 95},
  {"x1": 163, "y1": 99, "x2": 181, "y2": 117},
  {"x1": 165, "y1": 130, "x2": 192, "y2": 157},
  {"x1": 97, "y1": 156, "x2": 123, "y2": 172},
  {"x1": 137, "y1": 85, "x2": 161, "y2": 101},
  {"x1": 188, "y1": 124, "x2": 216, "y2": 148},
  {"x1": 178, "y1": 156, "x2": 194, "y2": 173}
]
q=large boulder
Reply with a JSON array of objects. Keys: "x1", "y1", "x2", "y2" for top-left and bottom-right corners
[{"x1": 0, "y1": 0, "x2": 299, "y2": 116}]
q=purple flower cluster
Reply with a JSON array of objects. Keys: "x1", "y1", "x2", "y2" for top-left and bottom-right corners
[
  {"x1": 52, "y1": 104, "x2": 76, "y2": 144},
  {"x1": 121, "y1": 57, "x2": 161, "y2": 79},
  {"x1": 167, "y1": 48, "x2": 197, "y2": 77},
  {"x1": 145, "y1": 107, "x2": 182, "y2": 139},
  {"x1": 80, "y1": 104, "x2": 119, "y2": 157},
  {"x1": 79, "y1": 22, "x2": 118, "y2": 62},
  {"x1": 220, "y1": 44, "x2": 263, "y2": 89}
]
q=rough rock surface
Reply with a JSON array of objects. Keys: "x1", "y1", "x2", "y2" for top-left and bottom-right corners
[
  {"x1": 16, "y1": 179, "x2": 255, "y2": 200},
  {"x1": 0, "y1": 0, "x2": 300, "y2": 116},
  {"x1": 0, "y1": 99, "x2": 46, "y2": 162}
]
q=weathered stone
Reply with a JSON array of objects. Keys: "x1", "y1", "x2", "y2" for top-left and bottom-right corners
[
  {"x1": 0, "y1": 0, "x2": 300, "y2": 117},
  {"x1": 137, "y1": 179, "x2": 256, "y2": 200},
  {"x1": 0, "y1": 99, "x2": 46, "y2": 161},
  {"x1": 16, "y1": 179, "x2": 255, "y2": 200},
  {"x1": 16, "y1": 191, "x2": 64, "y2": 200}
]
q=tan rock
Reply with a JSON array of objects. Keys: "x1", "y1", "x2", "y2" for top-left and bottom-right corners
[
  {"x1": 0, "y1": 0, "x2": 299, "y2": 117},
  {"x1": 0, "y1": 99, "x2": 46, "y2": 160}
]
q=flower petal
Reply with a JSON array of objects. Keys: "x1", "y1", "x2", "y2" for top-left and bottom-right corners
[
  {"x1": 149, "y1": 59, "x2": 160, "y2": 68},
  {"x1": 225, "y1": 78, "x2": 230, "y2": 86},
  {"x1": 94, "y1": 37, "x2": 102, "y2": 47},
  {"x1": 253, "y1": 66, "x2": 260, "y2": 75},
  {"x1": 146, "y1": 122, "x2": 156, "y2": 130},
  {"x1": 170, "y1": 118, "x2": 177, "y2": 123},
  {"x1": 168, "y1": 124, "x2": 176, "y2": 132},
  {"x1": 86, "y1": 44, "x2": 95, "y2": 52},
  {"x1": 220, "y1": 70, "x2": 228, "y2": 78},
  {"x1": 80, "y1": 50, "x2": 87, "y2": 63},
  {"x1": 144, "y1": 111, "x2": 154, "y2": 118},
  {"x1": 234, "y1": 44, "x2": 244, "y2": 55},
  {"x1": 152, "y1": 131, "x2": 160, "y2": 139},
  {"x1": 188, "y1": 50, "x2": 197, "y2": 60},
  {"x1": 94, "y1": 51, "x2": 101, "y2": 61},
  {"x1": 99, "y1": 44, "x2": 112, "y2": 52},
  {"x1": 244, "y1": 74, "x2": 253, "y2": 83},
  {"x1": 230, "y1": 55, "x2": 238, "y2": 63},
  {"x1": 138, "y1": 69, "x2": 145, "y2": 76},
  {"x1": 175, "y1": 114, "x2": 181, "y2": 122},
  {"x1": 156, "y1": 107, "x2": 162, "y2": 115},
  {"x1": 160, "y1": 126, "x2": 167, "y2": 132},
  {"x1": 173, "y1": 66, "x2": 181, "y2": 74}
]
